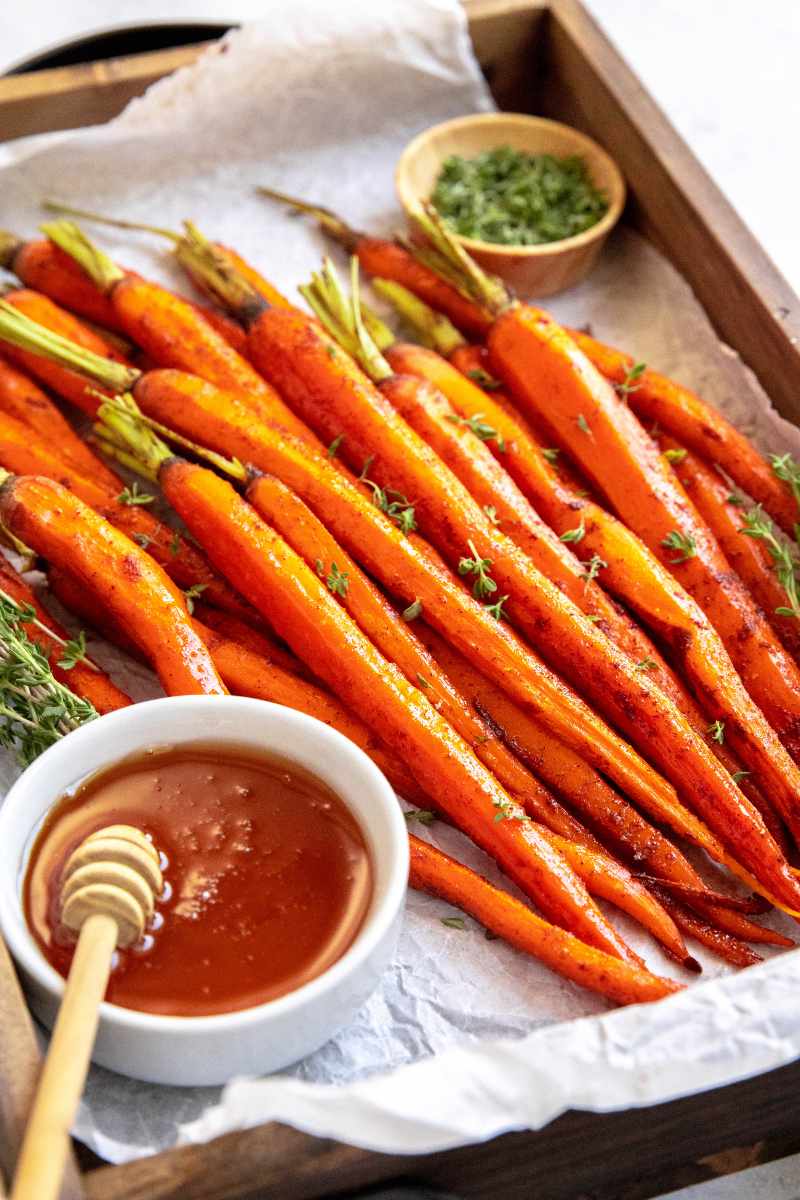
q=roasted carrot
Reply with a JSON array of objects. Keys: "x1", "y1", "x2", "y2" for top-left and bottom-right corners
[
  {"x1": 191, "y1": 602, "x2": 311, "y2": 676},
  {"x1": 489, "y1": 304, "x2": 800, "y2": 755},
  {"x1": 569, "y1": 328, "x2": 800, "y2": 540},
  {"x1": 0, "y1": 232, "x2": 123, "y2": 330},
  {"x1": 39, "y1": 221, "x2": 311, "y2": 438},
  {"x1": 150, "y1": 456, "x2": 643, "y2": 962},
  {"x1": 409, "y1": 838, "x2": 682, "y2": 1004},
  {"x1": 0, "y1": 558, "x2": 131, "y2": 715},
  {"x1": 0, "y1": 354, "x2": 116, "y2": 486},
  {"x1": 0, "y1": 403, "x2": 251, "y2": 617},
  {"x1": 659, "y1": 436, "x2": 800, "y2": 657},
  {"x1": 388, "y1": 339, "x2": 800, "y2": 849},
  {"x1": 0, "y1": 474, "x2": 225, "y2": 697},
  {"x1": 646, "y1": 887, "x2": 762, "y2": 968},
  {"x1": 257, "y1": 188, "x2": 492, "y2": 336}
]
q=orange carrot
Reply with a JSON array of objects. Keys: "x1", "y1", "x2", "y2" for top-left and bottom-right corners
[
  {"x1": 0, "y1": 233, "x2": 123, "y2": 330},
  {"x1": 0, "y1": 353, "x2": 116, "y2": 486},
  {"x1": 569, "y1": 328, "x2": 800, "y2": 539},
  {"x1": 659, "y1": 436, "x2": 800, "y2": 657},
  {"x1": 408, "y1": 838, "x2": 682, "y2": 1004},
  {"x1": 0, "y1": 474, "x2": 225, "y2": 697},
  {"x1": 0, "y1": 558, "x2": 131, "y2": 715},
  {"x1": 489, "y1": 305, "x2": 800, "y2": 761},
  {"x1": 152, "y1": 455, "x2": 641, "y2": 962},
  {"x1": 647, "y1": 887, "x2": 762, "y2": 968}
]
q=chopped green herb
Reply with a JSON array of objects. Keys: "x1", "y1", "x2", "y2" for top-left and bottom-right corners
[
  {"x1": 741, "y1": 506, "x2": 800, "y2": 618},
  {"x1": 327, "y1": 433, "x2": 344, "y2": 460},
  {"x1": 484, "y1": 505, "x2": 500, "y2": 525},
  {"x1": 663, "y1": 448, "x2": 687, "y2": 464},
  {"x1": 727, "y1": 492, "x2": 746, "y2": 507},
  {"x1": 484, "y1": 594, "x2": 508, "y2": 621},
  {"x1": 585, "y1": 614, "x2": 602, "y2": 623},
  {"x1": 183, "y1": 583, "x2": 208, "y2": 614},
  {"x1": 416, "y1": 673, "x2": 431, "y2": 690},
  {"x1": 132, "y1": 533, "x2": 152, "y2": 549},
  {"x1": 707, "y1": 719, "x2": 725, "y2": 745},
  {"x1": 492, "y1": 796, "x2": 517, "y2": 823},
  {"x1": 732, "y1": 770, "x2": 750, "y2": 784},
  {"x1": 358, "y1": 461, "x2": 418, "y2": 534},
  {"x1": 57, "y1": 631, "x2": 88, "y2": 670},
  {"x1": 634, "y1": 657, "x2": 657, "y2": 673},
  {"x1": 576, "y1": 414, "x2": 591, "y2": 435},
  {"x1": 466, "y1": 367, "x2": 501, "y2": 391},
  {"x1": 446, "y1": 411, "x2": 506, "y2": 451},
  {"x1": 559, "y1": 520, "x2": 585, "y2": 544},
  {"x1": 117, "y1": 482, "x2": 155, "y2": 507},
  {"x1": 614, "y1": 361, "x2": 646, "y2": 399},
  {"x1": 325, "y1": 562, "x2": 349, "y2": 597},
  {"x1": 430, "y1": 146, "x2": 609, "y2": 247},
  {"x1": 403, "y1": 598, "x2": 423, "y2": 621},
  {"x1": 661, "y1": 530, "x2": 697, "y2": 564},
  {"x1": 404, "y1": 808, "x2": 437, "y2": 826},
  {"x1": 770, "y1": 452, "x2": 800, "y2": 515},
  {"x1": 458, "y1": 539, "x2": 497, "y2": 599},
  {"x1": 168, "y1": 531, "x2": 181, "y2": 556},
  {"x1": 542, "y1": 448, "x2": 560, "y2": 464},
  {"x1": 441, "y1": 916, "x2": 467, "y2": 930},
  {"x1": 579, "y1": 553, "x2": 607, "y2": 589},
  {"x1": 315, "y1": 558, "x2": 324, "y2": 577}
]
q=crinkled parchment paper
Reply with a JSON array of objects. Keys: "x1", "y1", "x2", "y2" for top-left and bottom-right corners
[{"x1": 1, "y1": 0, "x2": 800, "y2": 1166}]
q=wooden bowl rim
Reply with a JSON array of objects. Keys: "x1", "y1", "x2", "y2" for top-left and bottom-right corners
[{"x1": 395, "y1": 111, "x2": 626, "y2": 259}]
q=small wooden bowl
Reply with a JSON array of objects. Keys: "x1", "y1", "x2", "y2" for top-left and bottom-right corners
[{"x1": 396, "y1": 112, "x2": 626, "y2": 298}]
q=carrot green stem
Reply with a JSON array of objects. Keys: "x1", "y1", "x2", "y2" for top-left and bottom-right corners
[
  {"x1": 405, "y1": 203, "x2": 511, "y2": 316},
  {"x1": 300, "y1": 256, "x2": 392, "y2": 383},
  {"x1": 39, "y1": 220, "x2": 125, "y2": 292},
  {"x1": 174, "y1": 221, "x2": 265, "y2": 323},
  {"x1": 359, "y1": 302, "x2": 396, "y2": 353},
  {"x1": 41, "y1": 201, "x2": 180, "y2": 243},
  {"x1": 0, "y1": 232, "x2": 22, "y2": 271},
  {"x1": 256, "y1": 186, "x2": 363, "y2": 252},
  {"x1": 372, "y1": 278, "x2": 466, "y2": 356},
  {"x1": 0, "y1": 301, "x2": 138, "y2": 392}
]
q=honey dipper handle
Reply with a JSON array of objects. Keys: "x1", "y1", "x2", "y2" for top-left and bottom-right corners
[{"x1": 11, "y1": 913, "x2": 118, "y2": 1200}]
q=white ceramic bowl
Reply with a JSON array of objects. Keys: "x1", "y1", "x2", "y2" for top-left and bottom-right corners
[{"x1": 0, "y1": 696, "x2": 408, "y2": 1086}]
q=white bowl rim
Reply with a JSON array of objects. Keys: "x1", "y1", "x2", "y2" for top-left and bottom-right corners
[
  {"x1": 396, "y1": 110, "x2": 627, "y2": 258},
  {"x1": 0, "y1": 695, "x2": 409, "y2": 1035}
]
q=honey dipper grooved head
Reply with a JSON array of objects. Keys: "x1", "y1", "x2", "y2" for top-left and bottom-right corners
[{"x1": 60, "y1": 824, "x2": 163, "y2": 948}]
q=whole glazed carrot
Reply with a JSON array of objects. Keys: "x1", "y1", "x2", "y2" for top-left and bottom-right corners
[
  {"x1": 0, "y1": 400, "x2": 249, "y2": 618},
  {"x1": 383, "y1": 330, "x2": 800, "y2": 848},
  {"x1": 568, "y1": 327, "x2": 800, "y2": 540},
  {"x1": 0, "y1": 354, "x2": 116, "y2": 486},
  {"x1": 0, "y1": 558, "x2": 131, "y2": 715},
  {"x1": 0, "y1": 232, "x2": 123, "y2": 330},
  {"x1": 39, "y1": 220, "x2": 311, "y2": 439},
  {"x1": 114, "y1": 445, "x2": 643, "y2": 962},
  {"x1": 659, "y1": 436, "x2": 800, "y2": 658},
  {"x1": 409, "y1": 838, "x2": 682, "y2": 1005},
  {"x1": 0, "y1": 474, "x2": 225, "y2": 697}
]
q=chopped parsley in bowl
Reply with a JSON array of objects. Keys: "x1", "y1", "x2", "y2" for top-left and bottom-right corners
[{"x1": 430, "y1": 145, "x2": 609, "y2": 247}]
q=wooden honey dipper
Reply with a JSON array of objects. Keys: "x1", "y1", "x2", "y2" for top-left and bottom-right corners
[{"x1": 11, "y1": 825, "x2": 162, "y2": 1200}]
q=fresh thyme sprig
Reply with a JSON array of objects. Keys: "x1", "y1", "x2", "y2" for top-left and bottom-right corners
[
  {"x1": 357, "y1": 458, "x2": 417, "y2": 534},
  {"x1": 707, "y1": 719, "x2": 725, "y2": 745},
  {"x1": 770, "y1": 453, "x2": 800, "y2": 515},
  {"x1": 117, "y1": 482, "x2": 155, "y2": 507},
  {"x1": 183, "y1": 582, "x2": 208, "y2": 614},
  {"x1": 445, "y1": 411, "x2": 506, "y2": 451},
  {"x1": 0, "y1": 594, "x2": 98, "y2": 765},
  {"x1": 740, "y1": 505, "x2": 800, "y2": 618},
  {"x1": 579, "y1": 553, "x2": 607, "y2": 589},
  {"x1": 661, "y1": 530, "x2": 697, "y2": 564},
  {"x1": 614, "y1": 361, "x2": 646, "y2": 399},
  {"x1": 559, "y1": 519, "x2": 585, "y2": 544},
  {"x1": 458, "y1": 540, "x2": 497, "y2": 599}
]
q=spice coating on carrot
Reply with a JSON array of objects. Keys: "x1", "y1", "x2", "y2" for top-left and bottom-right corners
[
  {"x1": 0, "y1": 474, "x2": 225, "y2": 697},
  {"x1": 5, "y1": 239, "x2": 123, "y2": 331},
  {"x1": 158, "y1": 456, "x2": 640, "y2": 962}
]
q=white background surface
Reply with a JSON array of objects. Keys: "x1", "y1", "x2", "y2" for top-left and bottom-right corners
[{"x1": 2, "y1": 2, "x2": 800, "y2": 1197}]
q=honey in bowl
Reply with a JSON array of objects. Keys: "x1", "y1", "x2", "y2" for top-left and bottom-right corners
[{"x1": 24, "y1": 743, "x2": 373, "y2": 1016}]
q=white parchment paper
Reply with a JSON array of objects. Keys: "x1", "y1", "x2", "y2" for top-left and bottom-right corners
[{"x1": 1, "y1": 0, "x2": 800, "y2": 1166}]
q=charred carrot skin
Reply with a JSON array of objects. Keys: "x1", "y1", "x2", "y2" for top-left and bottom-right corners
[
  {"x1": 0, "y1": 354, "x2": 114, "y2": 485},
  {"x1": 158, "y1": 456, "x2": 642, "y2": 962},
  {"x1": 489, "y1": 306, "x2": 800, "y2": 740},
  {"x1": 661, "y1": 436, "x2": 800, "y2": 657},
  {"x1": 409, "y1": 838, "x2": 682, "y2": 1005},
  {"x1": 0, "y1": 406, "x2": 250, "y2": 618},
  {"x1": 569, "y1": 328, "x2": 800, "y2": 540},
  {"x1": 0, "y1": 558, "x2": 132, "y2": 715},
  {"x1": 0, "y1": 475, "x2": 225, "y2": 697},
  {"x1": 244, "y1": 306, "x2": 800, "y2": 905}
]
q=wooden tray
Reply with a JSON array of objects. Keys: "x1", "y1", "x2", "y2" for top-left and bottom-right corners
[{"x1": 2, "y1": 2, "x2": 800, "y2": 1196}]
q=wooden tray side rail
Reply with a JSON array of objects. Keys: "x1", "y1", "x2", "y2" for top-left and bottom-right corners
[{"x1": 2, "y1": 2, "x2": 800, "y2": 1197}]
